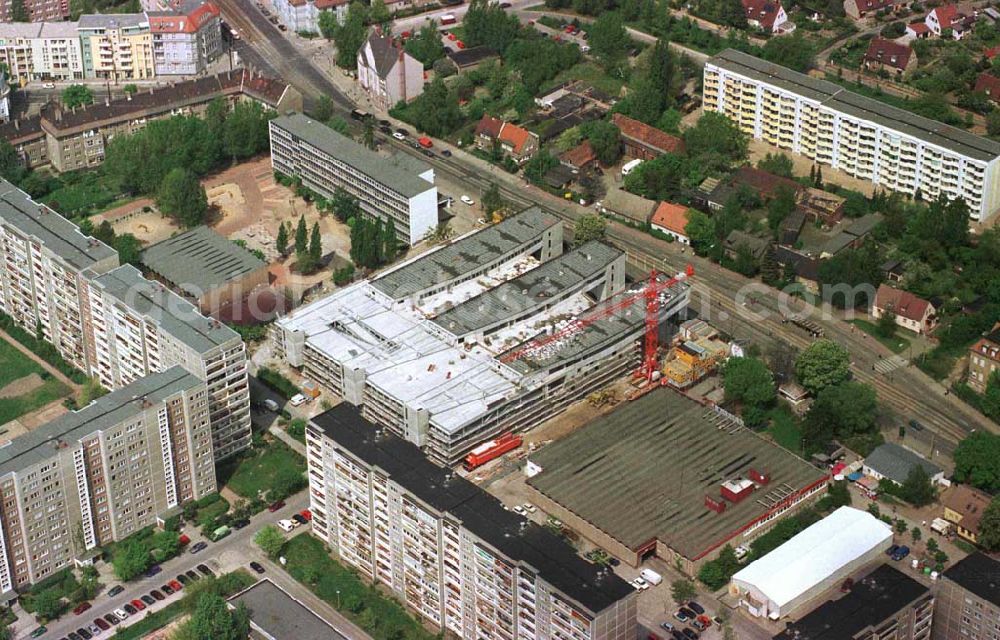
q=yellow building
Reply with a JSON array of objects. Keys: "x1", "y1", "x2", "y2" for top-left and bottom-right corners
[
  {"x1": 78, "y1": 14, "x2": 155, "y2": 82},
  {"x1": 663, "y1": 337, "x2": 729, "y2": 388},
  {"x1": 941, "y1": 484, "x2": 991, "y2": 544}
]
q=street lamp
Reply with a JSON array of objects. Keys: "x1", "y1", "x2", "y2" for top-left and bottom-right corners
[{"x1": 336, "y1": 589, "x2": 341, "y2": 609}]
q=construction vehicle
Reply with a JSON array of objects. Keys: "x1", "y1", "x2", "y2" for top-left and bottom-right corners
[
  {"x1": 586, "y1": 388, "x2": 619, "y2": 408},
  {"x1": 463, "y1": 432, "x2": 523, "y2": 470},
  {"x1": 662, "y1": 336, "x2": 728, "y2": 388}
]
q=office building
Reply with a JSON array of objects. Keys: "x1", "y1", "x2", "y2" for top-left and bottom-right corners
[
  {"x1": 86, "y1": 265, "x2": 252, "y2": 460},
  {"x1": 775, "y1": 564, "x2": 933, "y2": 640},
  {"x1": 147, "y1": 0, "x2": 223, "y2": 75},
  {"x1": 0, "y1": 22, "x2": 86, "y2": 84},
  {"x1": 934, "y1": 552, "x2": 1000, "y2": 639},
  {"x1": 78, "y1": 14, "x2": 156, "y2": 82},
  {"x1": 306, "y1": 404, "x2": 638, "y2": 640},
  {"x1": 273, "y1": 208, "x2": 687, "y2": 465},
  {"x1": 703, "y1": 49, "x2": 1000, "y2": 221},
  {"x1": 269, "y1": 113, "x2": 438, "y2": 245},
  {"x1": 0, "y1": 367, "x2": 214, "y2": 595},
  {"x1": 0, "y1": 179, "x2": 119, "y2": 373}
]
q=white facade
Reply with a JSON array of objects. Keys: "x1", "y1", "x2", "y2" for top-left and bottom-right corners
[
  {"x1": 0, "y1": 23, "x2": 86, "y2": 84},
  {"x1": 704, "y1": 49, "x2": 1000, "y2": 222},
  {"x1": 356, "y1": 31, "x2": 424, "y2": 111},
  {"x1": 273, "y1": 0, "x2": 346, "y2": 33},
  {"x1": 730, "y1": 507, "x2": 894, "y2": 619}
]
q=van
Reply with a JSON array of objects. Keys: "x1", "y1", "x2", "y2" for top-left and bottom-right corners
[
  {"x1": 639, "y1": 568, "x2": 663, "y2": 585},
  {"x1": 290, "y1": 393, "x2": 308, "y2": 407},
  {"x1": 440, "y1": 13, "x2": 456, "y2": 25},
  {"x1": 277, "y1": 519, "x2": 295, "y2": 533},
  {"x1": 621, "y1": 158, "x2": 643, "y2": 176},
  {"x1": 263, "y1": 398, "x2": 280, "y2": 412}
]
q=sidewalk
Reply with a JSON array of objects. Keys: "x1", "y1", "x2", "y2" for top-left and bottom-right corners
[{"x1": 0, "y1": 328, "x2": 81, "y2": 392}]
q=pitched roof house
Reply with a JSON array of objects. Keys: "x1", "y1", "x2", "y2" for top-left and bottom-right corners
[
  {"x1": 862, "y1": 442, "x2": 944, "y2": 486},
  {"x1": 863, "y1": 38, "x2": 915, "y2": 74},
  {"x1": 559, "y1": 140, "x2": 597, "y2": 170},
  {"x1": 941, "y1": 484, "x2": 992, "y2": 544},
  {"x1": 845, "y1": 0, "x2": 899, "y2": 20},
  {"x1": 650, "y1": 202, "x2": 691, "y2": 244},
  {"x1": 474, "y1": 115, "x2": 539, "y2": 164},
  {"x1": 741, "y1": 0, "x2": 791, "y2": 33},
  {"x1": 356, "y1": 30, "x2": 424, "y2": 110},
  {"x1": 975, "y1": 72, "x2": 1000, "y2": 103},
  {"x1": 926, "y1": 4, "x2": 977, "y2": 39},
  {"x1": 611, "y1": 113, "x2": 684, "y2": 160},
  {"x1": 873, "y1": 283, "x2": 938, "y2": 334}
]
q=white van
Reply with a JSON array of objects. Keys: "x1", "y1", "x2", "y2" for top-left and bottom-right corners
[
  {"x1": 277, "y1": 519, "x2": 295, "y2": 532},
  {"x1": 639, "y1": 568, "x2": 663, "y2": 585},
  {"x1": 621, "y1": 158, "x2": 643, "y2": 177}
]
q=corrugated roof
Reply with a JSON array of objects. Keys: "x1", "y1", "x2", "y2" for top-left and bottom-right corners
[{"x1": 141, "y1": 226, "x2": 265, "y2": 298}]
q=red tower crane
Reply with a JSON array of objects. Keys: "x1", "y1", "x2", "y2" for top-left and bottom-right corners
[{"x1": 499, "y1": 264, "x2": 694, "y2": 381}]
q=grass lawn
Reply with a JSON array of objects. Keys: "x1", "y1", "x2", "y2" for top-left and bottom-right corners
[
  {"x1": 283, "y1": 535, "x2": 437, "y2": 640},
  {"x1": 549, "y1": 62, "x2": 625, "y2": 97},
  {"x1": 216, "y1": 441, "x2": 305, "y2": 500},
  {"x1": 850, "y1": 319, "x2": 911, "y2": 354},
  {"x1": 766, "y1": 406, "x2": 803, "y2": 456},
  {"x1": 0, "y1": 337, "x2": 71, "y2": 425},
  {"x1": 40, "y1": 169, "x2": 129, "y2": 218},
  {"x1": 0, "y1": 338, "x2": 47, "y2": 388}
]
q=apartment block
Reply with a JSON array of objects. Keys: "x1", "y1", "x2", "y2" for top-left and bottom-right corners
[
  {"x1": 0, "y1": 180, "x2": 119, "y2": 373},
  {"x1": 147, "y1": 0, "x2": 223, "y2": 75},
  {"x1": 0, "y1": 367, "x2": 214, "y2": 595},
  {"x1": 0, "y1": 0, "x2": 68, "y2": 22},
  {"x1": 78, "y1": 14, "x2": 156, "y2": 82},
  {"x1": 272, "y1": 0, "x2": 347, "y2": 35},
  {"x1": 306, "y1": 404, "x2": 638, "y2": 640},
  {"x1": 0, "y1": 22, "x2": 86, "y2": 84},
  {"x1": 968, "y1": 323, "x2": 1000, "y2": 393},
  {"x1": 269, "y1": 113, "x2": 438, "y2": 246},
  {"x1": 703, "y1": 49, "x2": 1000, "y2": 222},
  {"x1": 85, "y1": 265, "x2": 252, "y2": 460},
  {"x1": 933, "y1": 552, "x2": 1000, "y2": 639}
]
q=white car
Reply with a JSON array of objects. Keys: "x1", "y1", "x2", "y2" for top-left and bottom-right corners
[
  {"x1": 392, "y1": 131, "x2": 406, "y2": 140},
  {"x1": 522, "y1": 503, "x2": 537, "y2": 513},
  {"x1": 512, "y1": 505, "x2": 527, "y2": 516},
  {"x1": 290, "y1": 393, "x2": 308, "y2": 407},
  {"x1": 277, "y1": 519, "x2": 295, "y2": 532},
  {"x1": 42, "y1": 82, "x2": 55, "y2": 89},
  {"x1": 580, "y1": 44, "x2": 591, "y2": 53},
  {"x1": 113, "y1": 608, "x2": 129, "y2": 620},
  {"x1": 460, "y1": 195, "x2": 475, "y2": 206},
  {"x1": 631, "y1": 577, "x2": 650, "y2": 591},
  {"x1": 734, "y1": 545, "x2": 749, "y2": 560}
]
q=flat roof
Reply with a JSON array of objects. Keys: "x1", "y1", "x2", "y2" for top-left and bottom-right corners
[
  {"x1": 141, "y1": 226, "x2": 266, "y2": 297},
  {"x1": 78, "y1": 13, "x2": 149, "y2": 29},
  {"x1": 270, "y1": 113, "x2": 435, "y2": 198},
  {"x1": 228, "y1": 580, "x2": 345, "y2": 640},
  {"x1": 732, "y1": 507, "x2": 893, "y2": 610},
  {"x1": 709, "y1": 49, "x2": 1000, "y2": 162},
  {"x1": 90, "y1": 265, "x2": 239, "y2": 353},
  {"x1": 527, "y1": 388, "x2": 827, "y2": 559},
  {"x1": 372, "y1": 206, "x2": 560, "y2": 300},
  {"x1": 0, "y1": 367, "x2": 200, "y2": 477},
  {"x1": 0, "y1": 179, "x2": 116, "y2": 271},
  {"x1": 774, "y1": 564, "x2": 929, "y2": 639},
  {"x1": 943, "y1": 552, "x2": 1000, "y2": 606},
  {"x1": 430, "y1": 241, "x2": 621, "y2": 336},
  {"x1": 311, "y1": 404, "x2": 635, "y2": 615}
]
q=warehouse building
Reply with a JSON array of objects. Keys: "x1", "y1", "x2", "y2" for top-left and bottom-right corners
[
  {"x1": 525, "y1": 388, "x2": 827, "y2": 571},
  {"x1": 269, "y1": 113, "x2": 438, "y2": 246},
  {"x1": 273, "y1": 207, "x2": 689, "y2": 465},
  {"x1": 730, "y1": 506, "x2": 894, "y2": 620},
  {"x1": 306, "y1": 403, "x2": 637, "y2": 640}
]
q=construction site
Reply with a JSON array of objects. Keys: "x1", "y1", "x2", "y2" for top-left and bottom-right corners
[{"x1": 271, "y1": 207, "x2": 692, "y2": 465}]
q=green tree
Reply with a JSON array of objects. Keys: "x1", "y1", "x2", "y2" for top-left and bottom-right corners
[
  {"x1": 898, "y1": 466, "x2": 936, "y2": 506},
  {"x1": 684, "y1": 209, "x2": 716, "y2": 256},
  {"x1": 61, "y1": 84, "x2": 94, "y2": 108},
  {"x1": 0, "y1": 139, "x2": 25, "y2": 185},
  {"x1": 911, "y1": 526, "x2": 921, "y2": 542},
  {"x1": 223, "y1": 101, "x2": 270, "y2": 161},
  {"x1": 312, "y1": 95, "x2": 334, "y2": 122},
  {"x1": 294, "y1": 215, "x2": 308, "y2": 254},
  {"x1": 766, "y1": 185, "x2": 797, "y2": 235},
  {"x1": 757, "y1": 152, "x2": 794, "y2": 178},
  {"x1": 318, "y1": 9, "x2": 339, "y2": 39},
  {"x1": 331, "y1": 187, "x2": 360, "y2": 222},
  {"x1": 112, "y1": 539, "x2": 151, "y2": 581},
  {"x1": 803, "y1": 382, "x2": 879, "y2": 453},
  {"x1": 254, "y1": 525, "x2": 285, "y2": 560},
  {"x1": 383, "y1": 218, "x2": 398, "y2": 262},
  {"x1": 333, "y1": 2, "x2": 369, "y2": 67},
  {"x1": 32, "y1": 590, "x2": 63, "y2": 621},
  {"x1": 721, "y1": 356, "x2": 775, "y2": 408},
  {"x1": 328, "y1": 115, "x2": 350, "y2": 135},
  {"x1": 309, "y1": 221, "x2": 322, "y2": 263},
  {"x1": 405, "y1": 20, "x2": 447, "y2": 67},
  {"x1": 362, "y1": 116, "x2": 375, "y2": 150},
  {"x1": 876, "y1": 310, "x2": 897, "y2": 338},
  {"x1": 580, "y1": 120, "x2": 622, "y2": 165},
  {"x1": 573, "y1": 214, "x2": 606, "y2": 246},
  {"x1": 9, "y1": 0, "x2": 28, "y2": 20},
  {"x1": 760, "y1": 33, "x2": 815, "y2": 72},
  {"x1": 462, "y1": 0, "x2": 520, "y2": 53},
  {"x1": 370, "y1": 0, "x2": 391, "y2": 30},
  {"x1": 180, "y1": 594, "x2": 250, "y2": 640},
  {"x1": 670, "y1": 579, "x2": 695, "y2": 605},
  {"x1": 482, "y1": 182, "x2": 505, "y2": 216},
  {"x1": 982, "y1": 370, "x2": 1000, "y2": 422},
  {"x1": 588, "y1": 12, "x2": 628, "y2": 70},
  {"x1": 953, "y1": 432, "x2": 1000, "y2": 493},
  {"x1": 978, "y1": 494, "x2": 1000, "y2": 551},
  {"x1": 795, "y1": 339, "x2": 850, "y2": 395},
  {"x1": 276, "y1": 221, "x2": 289, "y2": 255},
  {"x1": 157, "y1": 168, "x2": 208, "y2": 227},
  {"x1": 683, "y1": 112, "x2": 748, "y2": 174},
  {"x1": 988, "y1": 110, "x2": 1000, "y2": 137}
]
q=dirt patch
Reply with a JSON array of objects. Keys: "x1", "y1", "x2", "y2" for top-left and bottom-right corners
[{"x1": 0, "y1": 373, "x2": 43, "y2": 399}]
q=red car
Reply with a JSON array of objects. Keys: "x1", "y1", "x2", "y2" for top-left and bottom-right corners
[
  {"x1": 447, "y1": 32, "x2": 456, "y2": 40},
  {"x1": 131, "y1": 599, "x2": 146, "y2": 611},
  {"x1": 456, "y1": 40, "x2": 466, "y2": 49},
  {"x1": 168, "y1": 580, "x2": 183, "y2": 591},
  {"x1": 93, "y1": 618, "x2": 110, "y2": 631},
  {"x1": 268, "y1": 500, "x2": 285, "y2": 512},
  {"x1": 73, "y1": 602, "x2": 92, "y2": 615},
  {"x1": 178, "y1": 534, "x2": 191, "y2": 545},
  {"x1": 300, "y1": 509, "x2": 312, "y2": 521},
  {"x1": 564, "y1": 24, "x2": 574, "y2": 33}
]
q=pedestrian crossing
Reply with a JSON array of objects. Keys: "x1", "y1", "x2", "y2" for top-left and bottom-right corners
[{"x1": 874, "y1": 355, "x2": 908, "y2": 375}]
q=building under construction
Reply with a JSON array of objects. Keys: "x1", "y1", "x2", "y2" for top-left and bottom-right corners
[{"x1": 273, "y1": 207, "x2": 691, "y2": 465}]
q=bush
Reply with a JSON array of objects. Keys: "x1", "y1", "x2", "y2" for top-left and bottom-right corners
[
  {"x1": 257, "y1": 367, "x2": 299, "y2": 399},
  {"x1": 0, "y1": 312, "x2": 87, "y2": 383}
]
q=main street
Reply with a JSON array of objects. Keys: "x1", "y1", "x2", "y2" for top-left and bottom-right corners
[{"x1": 215, "y1": 0, "x2": 991, "y2": 456}]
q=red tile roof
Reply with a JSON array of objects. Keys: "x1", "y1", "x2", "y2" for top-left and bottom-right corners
[
  {"x1": 611, "y1": 113, "x2": 684, "y2": 155},
  {"x1": 986, "y1": 45, "x2": 1000, "y2": 59},
  {"x1": 314, "y1": 0, "x2": 348, "y2": 9},
  {"x1": 907, "y1": 21, "x2": 930, "y2": 34},
  {"x1": 559, "y1": 140, "x2": 597, "y2": 168},
  {"x1": 475, "y1": 115, "x2": 504, "y2": 139},
  {"x1": 932, "y1": 4, "x2": 962, "y2": 28},
  {"x1": 875, "y1": 284, "x2": 933, "y2": 323},
  {"x1": 741, "y1": 0, "x2": 783, "y2": 29},
  {"x1": 732, "y1": 166, "x2": 803, "y2": 199},
  {"x1": 863, "y1": 38, "x2": 913, "y2": 71},
  {"x1": 975, "y1": 72, "x2": 1000, "y2": 100},
  {"x1": 851, "y1": 0, "x2": 897, "y2": 14},
  {"x1": 498, "y1": 122, "x2": 533, "y2": 154},
  {"x1": 651, "y1": 202, "x2": 690, "y2": 236},
  {"x1": 148, "y1": 0, "x2": 219, "y2": 33}
]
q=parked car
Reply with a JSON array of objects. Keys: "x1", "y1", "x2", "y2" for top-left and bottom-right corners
[
  {"x1": 886, "y1": 544, "x2": 900, "y2": 557},
  {"x1": 141, "y1": 595, "x2": 155, "y2": 606},
  {"x1": 909, "y1": 418, "x2": 924, "y2": 431},
  {"x1": 659, "y1": 622, "x2": 675, "y2": 632},
  {"x1": 103, "y1": 613, "x2": 119, "y2": 626},
  {"x1": 78, "y1": 629, "x2": 93, "y2": 640},
  {"x1": 161, "y1": 584, "x2": 174, "y2": 596},
  {"x1": 300, "y1": 509, "x2": 312, "y2": 521},
  {"x1": 512, "y1": 505, "x2": 527, "y2": 516},
  {"x1": 131, "y1": 599, "x2": 146, "y2": 611},
  {"x1": 87, "y1": 623, "x2": 102, "y2": 636},
  {"x1": 681, "y1": 629, "x2": 699, "y2": 640},
  {"x1": 687, "y1": 601, "x2": 705, "y2": 615},
  {"x1": 186, "y1": 570, "x2": 200, "y2": 581},
  {"x1": 841, "y1": 577, "x2": 854, "y2": 592},
  {"x1": 442, "y1": 149, "x2": 452, "y2": 158},
  {"x1": 290, "y1": 393, "x2": 308, "y2": 406},
  {"x1": 250, "y1": 561, "x2": 266, "y2": 574},
  {"x1": 395, "y1": 128, "x2": 409, "y2": 137},
  {"x1": 378, "y1": 119, "x2": 391, "y2": 128},
  {"x1": 30, "y1": 628, "x2": 47, "y2": 638},
  {"x1": 522, "y1": 503, "x2": 537, "y2": 513},
  {"x1": 278, "y1": 519, "x2": 295, "y2": 532},
  {"x1": 190, "y1": 541, "x2": 208, "y2": 554},
  {"x1": 150, "y1": 590, "x2": 165, "y2": 601},
  {"x1": 176, "y1": 574, "x2": 191, "y2": 585},
  {"x1": 460, "y1": 195, "x2": 475, "y2": 205},
  {"x1": 68, "y1": 631, "x2": 82, "y2": 640},
  {"x1": 168, "y1": 580, "x2": 183, "y2": 591},
  {"x1": 113, "y1": 609, "x2": 129, "y2": 620},
  {"x1": 232, "y1": 518, "x2": 251, "y2": 530},
  {"x1": 892, "y1": 545, "x2": 911, "y2": 561},
  {"x1": 74, "y1": 602, "x2": 92, "y2": 615},
  {"x1": 673, "y1": 610, "x2": 690, "y2": 623},
  {"x1": 145, "y1": 565, "x2": 162, "y2": 578},
  {"x1": 42, "y1": 82, "x2": 56, "y2": 89},
  {"x1": 268, "y1": 500, "x2": 286, "y2": 512},
  {"x1": 93, "y1": 618, "x2": 110, "y2": 631},
  {"x1": 196, "y1": 564, "x2": 214, "y2": 576},
  {"x1": 292, "y1": 513, "x2": 309, "y2": 525},
  {"x1": 122, "y1": 604, "x2": 137, "y2": 615}
]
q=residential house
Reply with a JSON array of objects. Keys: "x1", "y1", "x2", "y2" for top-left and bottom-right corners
[
  {"x1": 941, "y1": 484, "x2": 991, "y2": 544},
  {"x1": 0, "y1": 0, "x2": 68, "y2": 22},
  {"x1": 773, "y1": 245, "x2": 820, "y2": 294},
  {"x1": 650, "y1": 201, "x2": 691, "y2": 244},
  {"x1": 723, "y1": 230, "x2": 770, "y2": 261},
  {"x1": 862, "y1": 442, "x2": 944, "y2": 487},
  {"x1": 906, "y1": 21, "x2": 931, "y2": 37},
  {"x1": 273, "y1": 0, "x2": 348, "y2": 35},
  {"x1": 880, "y1": 258, "x2": 905, "y2": 283},
  {"x1": 778, "y1": 382, "x2": 810, "y2": 414},
  {"x1": 863, "y1": 38, "x2": 915, "y2": 75},
  {"x1": 473, "y1": 115, "x2": 539, "y2": 164},
  {"x1": 845, "y1": 0, "x2": 900, "y2": 19},
  {"x1": 975, "y1": 72, "x2": 1000, "y2": 104},
  {"x1": 445, "y1": 46, "x2": 498, "y2": 73},
  {"x1": 968, "y1": 323, "x2": 1000, "y2": 392},
  {"x1": 741, "y1": 0, "x2": 792, "y2": 33},
  {"x1": 0, "y1": 23, "x2": 86, "y2": 84},
  {"x1": 559, "y1": 140, "x2": 597, "y2": 171},
  {"x1": 147, "y1": 0, "x2": 224, "y2": 76},
  {"x1": 597, "y1": 189, "x2": 656, "y2": 226},
  {"x1": 78, "y1": 14, "x2": 157, "y2": 82},
  {"x1": 798, "y1": 187, "x2": 845, "y2": 225},
  {"x1": 925, "y1": 5, "x2": 976, "y2": 39},
  {"x1": 819, "y1": 212, "x2": 882, "y2": 257},
  {"x1": 873, "y1": 283, "x2": 938, "y2": 335},
  {"x1": 611, "y1": 113, "x2": 684, "y2": 161},
  {"x1": 779, "y1": 208, "x2": 806, "y2": 245},
  {"x1": 356, "y1": 30, "x2": 423, "y2": 111}
]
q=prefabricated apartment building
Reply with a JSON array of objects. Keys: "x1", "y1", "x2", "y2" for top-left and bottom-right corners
[{"x1": 273, "y1": 207, "x2": 692, "y2": 465}]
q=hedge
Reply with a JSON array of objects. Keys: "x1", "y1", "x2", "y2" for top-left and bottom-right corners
[
  {"x1": 257, "y1": 367, "x2": 299, "y2": 399},
  {"x1": 0, "y1": 312, "x2": 88, "y2": 384}
]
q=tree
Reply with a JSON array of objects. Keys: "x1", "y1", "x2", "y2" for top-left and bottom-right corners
[
  {"x1": 462, "y1": 0, "x2": 520, "y2": 53},
  {"x1": 362, "y1": 116, "x2": 375, "y2": 150},
  {"x1": 684, "y1": 209, "x2": 716, "y2": 256},
  {"x1": 588, "y1": 12, "x2": 628, "y2": 70},
  {"x1": 309, "y1": 222, "x2": 322, "y2": 263},
  {"x1": 61, "y1": 84, "x2": 94, "y2": 109},
  {"x1": 254, "y1": 525, "x2": 285, "y2": 560},
  {"x1": 32, "y1": 590, "x2": 63, "y2": 621},
  {"x1": 953, "y1": 431, "x2": 1000, "y2": 493},
  {"x1": 760, "y1": 33, "x2": 815, "y2": 72},
  {"x1": 383, "y1": 218, "x2": 398, "y2": 262},
  {"x1": 223, "y1": 102, "x2": 270, "y2": 161},
  {"x1": 876, "y1": 310, "x2": 897, "y2": 338},
  {"x1": 671, "y1": 579, "x2": 696, "y2": 605},
  {"x1": 982, "y1": 370, "x2": 1000, "y2": 422},
  {"x1": 331, "y1": 187, "x2": 360, "y2": 222},
  {"x1": 580, "y1": 120, "x2": 621, "y2": 165},
  {"x1": 276, "y1": 221, "x2": 289, "y2": 255},
  {"x1": 978, "y1": 495, "x2": 1000, "y2": 551},
  {"x1": 795, "y1": 339, "x2": 850, "y2": 395},
  {"x1": 370, "y1": 0, "x2": 391, "y2": 30},
  {"x1": 312, "y1": 95, "x2": 334, "y2": 122},
  {"x1": 757, "y1": 152, "x2": 794, "y2": 178},
  {"x1": 328, "y1": 116, "x2": 350, "y2": 135},
  {"x1": 157, "y1": 168, "x2": 208, "y2": 227},
  {"x1": 9, "y1": 0, "x2": 28, "y2": 21},
  {"x1": 294, "y1": 215, "x2": 308, "y2": 254},
  {"x1": 721, "y1": 357, "x2": 775, "y2": 408},
  {"x1": 573, "y1": 214, "x2": 606, "y2": 246},
  {"x1": 988, "y1": 110, "x2": 1000, "y2": 137},
  {"x1": 898, "y1": 465, "x2": 936, "y2": 506},
  {"x1": 180, "y1": 594, "x2": 250, "y2": 640},
  {"x1": 333, "y1": 2, "x2": 369, "y2": 67},
  {"x1": 911, "y1": 526, "x2": 921, "y2": 542},
  {"x1": 683, "y1": 112, "x2": 748, "y2": 174},
  {"x1": 766, "y1": 185, "x2": 797, "y2": 235},
  {"x1": 113, "y1": 538, "x2": 151, "y2": 581},
  {"x1": 405, "y1": 20, "x2": 447, "y2": 67},
  {"x1": 803, "y1": 381, "x2": 879, "y2": 453},
  {"x1": 0, "y1": 140, "x2": 25, "y2": 185},
  {"x1": 318, "y1": 9, "x2": 339, "y2": 39},
  {"x1": 482, "y1": 182, "x2": 505, "y2": 216}
]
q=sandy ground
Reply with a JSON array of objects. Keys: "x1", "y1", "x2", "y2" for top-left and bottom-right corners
[
  {"x1": 0, "y1": 373, "x2": 43, "y2": 399},
  {"x1": 747, "y1": 139, "x2": 877, "y2": 197}
]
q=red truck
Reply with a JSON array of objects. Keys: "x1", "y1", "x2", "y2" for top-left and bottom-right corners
[{"x1": 463, "y1": 433, "x2": 522, "y2": 470}]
